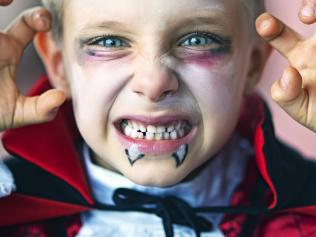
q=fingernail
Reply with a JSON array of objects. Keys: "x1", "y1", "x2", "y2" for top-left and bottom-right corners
[
  {"x1": 302, "y1": 5, "x2": 315, "y2": 17},
  {"x1": 50, "y1": 107, "x2": 59, "y2": 114},
  {"x1": 39, "y1": 14, "x2": 50, "y2": 29},
  {"x1": 0, "y1": 0, "x2": 13, "y2": 6},
  {"x1": 280, "y1": 72, "x2": 290, "y2": 90},
  {"x1": 33, "y1": 12, "x2": 50, "y2": 28},
  {"x1": 260, "y1": 20, "x2": 270, "y2": 31}
]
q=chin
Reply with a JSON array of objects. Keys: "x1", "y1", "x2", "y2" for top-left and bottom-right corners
[
  {"x1": 128, "y1": 176, "x2": 184, "y2": 188},
  {"x1": 122, "y1": 161, "x2": 190, "y2": 187}
]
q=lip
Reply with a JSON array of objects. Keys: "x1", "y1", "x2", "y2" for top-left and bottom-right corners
[{"x1": 113, "y1": 115, "x2": 198, "y2": 155}]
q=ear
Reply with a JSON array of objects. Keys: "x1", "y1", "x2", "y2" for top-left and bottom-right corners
[
  {"x1": 34, "y1": 32, "x2": 71, "y2": 98},
  {"x1": 244, "y1": 41, "x2": 272, "y2": 95}
]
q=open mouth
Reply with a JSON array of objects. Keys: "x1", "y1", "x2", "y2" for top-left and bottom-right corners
[
  {"x1": 120, "y1": 119, "x2": 192, "y2": 140},
  {"x1": 114, "y1": 117, "x2": 197, "y2": 155}
]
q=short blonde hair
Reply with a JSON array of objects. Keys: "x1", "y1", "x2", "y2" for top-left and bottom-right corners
[
  {"x1": 41, "y1": 0, "x2": 64, "y2": 41},
  {"x1": 41, "y1": 0, "x2": 265, "y2": 41}
]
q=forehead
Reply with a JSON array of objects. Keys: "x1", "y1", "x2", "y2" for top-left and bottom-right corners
[{"x1": 65, "y1": 0, "x2": 247, "y2": 32}]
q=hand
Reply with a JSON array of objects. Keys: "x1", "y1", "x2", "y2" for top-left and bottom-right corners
[
  {"x1": 256, "y1": 1, "x2": 316, "y2": 133},
  {"x1": 0, "y1": 2, "x2": 66, "y2": 131}
]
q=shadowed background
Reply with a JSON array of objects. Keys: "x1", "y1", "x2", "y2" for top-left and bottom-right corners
[{"x1": 0, "y1": 0, "x2": 315, "y2": 158}]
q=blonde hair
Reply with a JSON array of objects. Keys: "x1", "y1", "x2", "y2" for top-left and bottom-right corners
[
  {"x1": 243, "y1": 0, "x2": 266, "y2": 36},
  {"x1": 41, "y1": 0, "x2": 265, "y2": 41},
  {"x1": 41, "y1": 0, "x2": 64, "y2": 41}
]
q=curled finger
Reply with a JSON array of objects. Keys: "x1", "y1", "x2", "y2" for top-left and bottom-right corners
[
  {"x1": 300, "y1": 0, "x2": 316, "y2": 24},
  {"x1": 256, "y1": 13, "x2": 302, "y2": 59},
  {"x1": 4, "y1": 7, "x2": 51, "y2": 50},
  {"x1": 0, "y1": 0, "x2": 13, "y2": 6},
  {"x1": 271, "y1": 66, "x2": 310, "y2": 129}
]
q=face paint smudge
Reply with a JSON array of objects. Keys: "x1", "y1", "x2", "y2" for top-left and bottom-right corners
[{"x1": 172, "y1": 144, "x2": 189, "y2": 167}]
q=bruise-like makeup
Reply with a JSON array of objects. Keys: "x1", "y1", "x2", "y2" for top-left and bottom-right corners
[
  {"x1": 174, "y1": 31, "x2": 232, "y2": 67},
  {"x1": 77, "y1": 34, "x2": 132, "y2": 62}
]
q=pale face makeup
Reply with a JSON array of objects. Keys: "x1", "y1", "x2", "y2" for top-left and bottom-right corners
[{"x1": 61, "y1": 0, "x2": 254, "y2": 186}]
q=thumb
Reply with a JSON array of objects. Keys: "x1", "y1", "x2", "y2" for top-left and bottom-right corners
[
  {"x1": 14, "y1": 89, "x2": 66, "y2": 128},
  {"x1": 271, "y1": 66, "x2": 309, "y2": 128}
]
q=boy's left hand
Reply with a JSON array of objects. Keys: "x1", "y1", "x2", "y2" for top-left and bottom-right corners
[{"x1": 256, "y1": 1, "x2": 316, "y2": 133}]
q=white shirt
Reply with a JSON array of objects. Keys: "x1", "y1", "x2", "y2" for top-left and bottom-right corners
[
  {"x1": 77, "y1": 133, "x2": 253, "y2": 237},
  {"x1": 0, "y1": 160, "x2": 16, "y2": 198}
]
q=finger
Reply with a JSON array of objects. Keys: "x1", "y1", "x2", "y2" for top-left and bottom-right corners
[
  {"x1": 13, "y1": 89, "x2": 66, "y2": 128},
  {"x1": 4, "y1": 7, "x2": 51, "y2": 50},
  {"x1": 271, "y1": 66, "x2": 309, "y2": 127},
  {"x1": 0, "y1": 0, "x2": 13, "y2": 6},
  {"x1": 256, "y1": 13, "x2": 302, "y2": 58},
  {"x1": 299, "y1": 0, "x2": 316, "y2": 24}
]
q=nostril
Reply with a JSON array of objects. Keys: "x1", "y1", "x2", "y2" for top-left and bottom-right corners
[
  {"x1": 133, "y1": 90, "x2": 144, "y2": 96},
  {"x1": 132, "y1": 88, "x2": 175, "y2": 102},
  {"x1": 130, "y1": 68, "x2": 179, "y2": 101},
  {"x1": 161, "y1": 90, "x2": 174, "y2": 98}
]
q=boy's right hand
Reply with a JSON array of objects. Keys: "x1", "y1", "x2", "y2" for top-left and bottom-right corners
[{"x1": 0, "y1": 2, "x2": 66, "y2": 131}]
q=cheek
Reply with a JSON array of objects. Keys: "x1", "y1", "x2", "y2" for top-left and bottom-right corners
[
  {"x1": 178, "y1": 50, "x2": 229, "y2": 68},
  {"x1": 67, "y1": 58, "x2": 134, "y2": 129},
  {"x1": 175, "y1": 61, "x2": 244, "y2": 117},
  {"x1": 175, "y1": 59, "x2": 247, "y2": 156}
]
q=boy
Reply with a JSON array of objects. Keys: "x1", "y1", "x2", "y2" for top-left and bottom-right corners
[{"x1": 1, "y1": 0, "x2": 316, "y2": 236}]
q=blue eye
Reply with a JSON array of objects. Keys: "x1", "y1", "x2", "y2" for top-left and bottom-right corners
[
  {"x1": 178, "y1": 32, "x2": 231, "y2": 50},
  {"x1": 89, "y1": 36, "x2": 128, "y2": 48},
  {"x1": 181, "y1": 35, "x2": 214, "y2": 47}
]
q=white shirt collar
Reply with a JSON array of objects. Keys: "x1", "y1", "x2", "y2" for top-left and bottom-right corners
[
  {"x1": 77, "y1": 133, "x2": 253, "y2": 237},
  {"x1": 0, "y1": 160, "x2": 16, "y2": 198},
  {"x1": 84, "y1": 133, "x2": 252, "y2": 208}
]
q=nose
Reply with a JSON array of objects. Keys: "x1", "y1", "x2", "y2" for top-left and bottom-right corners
[{"x1": 130, "y1": 58, "x2": 179, "y2": 102}]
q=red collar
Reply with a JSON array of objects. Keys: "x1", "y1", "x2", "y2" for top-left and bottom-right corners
[
  {"x1": 2, "y1": 75, "x2": 93, "y2": 205},
  {"x1": 237, "y1": 94, "x2": 277, "y2": 209}
]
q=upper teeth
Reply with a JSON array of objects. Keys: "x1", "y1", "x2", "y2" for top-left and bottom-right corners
[{"x1": 121, "y1": 120, "x2": 191, "y2": 140}]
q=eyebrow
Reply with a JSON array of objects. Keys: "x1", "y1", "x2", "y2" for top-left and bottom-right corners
[
  {"x1": 171, "y1": 16, "x2": 229, "y2": 31},
  {"x1": 78, "y1": 21, "x2": 134, "y2": 36},
  {"x1": 77, "y1": 9, "x2": 231, "y2": 38},
  {"x1": 170, "y1": 9, "x2": 230, "y2": 30}
]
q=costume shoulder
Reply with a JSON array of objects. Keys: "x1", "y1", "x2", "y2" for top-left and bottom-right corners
[
  {"x1": 0, "y1": 156, "x2": 91, "y2": 228},
  {"x1": 255, "y1": 98, "x2": 316, "y2": 214},
  {"x1": 235, "y1": 94, "x2": 316, "y2": 214},
  {"x1": 0, "y1": 76, "x2": 94, "y2": 227}
]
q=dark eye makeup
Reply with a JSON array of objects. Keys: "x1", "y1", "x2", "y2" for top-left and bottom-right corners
[
  {"x1": 177, "y1": 31, "x2": 232, "y2": 54},
  {"x1": 84, "y1": 35, "x2": 130, "y2": 48},
  {"x1": 79, "y1": 31, "x2": 232, "y2": 60}
]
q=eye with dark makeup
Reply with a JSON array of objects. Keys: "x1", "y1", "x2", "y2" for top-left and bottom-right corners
[
  {"x1": 173, "y1": 32, "x2": 232, "y2": 61},
  {"x1": 85, "y1": 35, "x2": 130, "y2": 50},
  {"x1": 80, "y1": 35, "x2": 132, "y2": 59},
  {"x1": 178, "y1": 32, "x2": 231, "y2": 52},
  {"x1": 81, "y1": 31, "x2": 231, "y2": 59}
]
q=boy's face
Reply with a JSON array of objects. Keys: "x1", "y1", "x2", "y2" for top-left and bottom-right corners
[{"x1": 61, "y1": 0, "x2": 255, "y2": 186}]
